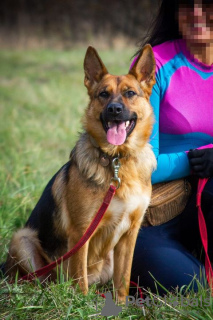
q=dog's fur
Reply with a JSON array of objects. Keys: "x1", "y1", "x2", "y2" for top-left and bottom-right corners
[{"x1": 5, "y1": 45, "x2": 156, "y2": 302}]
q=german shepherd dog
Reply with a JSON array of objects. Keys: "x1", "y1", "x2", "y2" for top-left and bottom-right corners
[{"x1": 5, "y1": 45, "x2": 156, "y2": 302}]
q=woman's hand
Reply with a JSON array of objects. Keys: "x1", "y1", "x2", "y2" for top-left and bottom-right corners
[{"x1": 188, "y1": 148, "x2": 213, "y2": 178}]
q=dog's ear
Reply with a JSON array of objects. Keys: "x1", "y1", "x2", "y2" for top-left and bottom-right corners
[
  {"x1": 84, "y1": 46, "x2": 108, "y2": 91},
  {"x1": 129, "y1": 44, "x2": 156, "y2": 94}
]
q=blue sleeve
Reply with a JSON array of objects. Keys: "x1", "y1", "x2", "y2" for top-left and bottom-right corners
[{"x1": 150, "y1": 77, "x2": 191, "y2": 184}]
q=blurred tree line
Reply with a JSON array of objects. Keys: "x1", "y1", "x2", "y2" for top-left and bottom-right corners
[{"x1": 0, "y1": 0, "x2": 158, "y2": 48}]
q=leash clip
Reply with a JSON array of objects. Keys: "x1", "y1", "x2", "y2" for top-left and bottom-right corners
[{"x1": 111, "y1": 157, "x2": 121, "y2": 189}]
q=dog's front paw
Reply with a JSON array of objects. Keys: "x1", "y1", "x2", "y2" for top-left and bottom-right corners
[{"x1": 116, "y1": 289, "x2": 128, "y2": 305}]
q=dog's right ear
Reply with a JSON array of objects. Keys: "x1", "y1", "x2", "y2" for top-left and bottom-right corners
[{"x1": 84, "y1": 46, "x2": 108, "y2": 91}]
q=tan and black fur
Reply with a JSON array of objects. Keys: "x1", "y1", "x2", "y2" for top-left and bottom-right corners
[{"x1": 5, "y1": 45, "x2": 156, "y2": 302}]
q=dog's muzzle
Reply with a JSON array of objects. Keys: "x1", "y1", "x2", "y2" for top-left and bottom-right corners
[{"x1": 101, "y1": 103, "x2": 137, "y2": 146}]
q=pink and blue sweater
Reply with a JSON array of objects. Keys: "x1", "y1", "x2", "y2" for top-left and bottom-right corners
[{"x1": 144, "y1": 39, "x2": 213, "y2": 184}]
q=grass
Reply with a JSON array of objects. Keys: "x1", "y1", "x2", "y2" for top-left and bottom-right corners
[{"x1": 0, "y1": 47, "x2": 213, "y2": 319}]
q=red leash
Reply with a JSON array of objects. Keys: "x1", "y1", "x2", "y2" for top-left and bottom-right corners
[
  {"x1": 130, "y1": 281, "x2": 143, "y2": 299},
  {"x1": 20, "y1": 185, "x2": 116, "y2": 281},
  {"x1": 197, "y1": 178, "x2": 213, "y2": 294}
]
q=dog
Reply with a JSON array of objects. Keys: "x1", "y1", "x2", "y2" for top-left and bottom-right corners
[{"x1": 5, "y1": 45, "x2": 156, "y2": 302}]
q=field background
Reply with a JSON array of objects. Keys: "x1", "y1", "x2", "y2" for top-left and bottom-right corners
[
  {"x1": 1, "y1": 1, "x2": 213, "y2": 319},
  {"x1": 0, "y1": 0, "x2": 158, "y2": 49}
]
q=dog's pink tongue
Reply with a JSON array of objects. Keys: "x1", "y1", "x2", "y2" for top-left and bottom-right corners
[{"x1": 107, "y1": 122, "x2": 127, "y2": 145}]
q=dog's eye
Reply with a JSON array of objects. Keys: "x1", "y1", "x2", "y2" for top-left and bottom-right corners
[
  {"x1": 99, "y1": 91, "x2": 110, "y2": 99},
  {"x1": 125, "y1": 90, "x2": 136, "y2": 98}
]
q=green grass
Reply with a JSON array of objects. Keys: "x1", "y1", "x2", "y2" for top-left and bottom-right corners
[{"x1": 0, "y1": 48, "x2": 213, "y2": 319}]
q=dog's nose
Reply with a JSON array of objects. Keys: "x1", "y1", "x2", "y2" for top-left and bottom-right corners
[{"x1": 107, "y1": 103, "x2": 124, "y2": 115}]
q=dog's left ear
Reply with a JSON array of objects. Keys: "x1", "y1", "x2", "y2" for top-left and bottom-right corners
[
  {"x1": 129, "y1": 44, "x2": 156, "y2": 94},
  {"x1": 84, "y1": 46, "x2": 108, "y2": 91}
]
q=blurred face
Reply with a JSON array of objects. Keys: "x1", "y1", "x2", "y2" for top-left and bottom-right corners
[{"x1": 178, "y1": 0, "x2": 213, "y2": 45}]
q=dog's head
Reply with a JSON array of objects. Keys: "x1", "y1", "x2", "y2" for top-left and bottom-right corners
[{"x1": 83, "y1": 45, "x2": 156, "y2": 156}]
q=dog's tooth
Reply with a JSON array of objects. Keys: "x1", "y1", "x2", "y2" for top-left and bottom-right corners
[
  {"x1": 125, "y1": 121, "x2": 130, "y2": 127},
  {"x1": 108, "y1": 122, "x2": 112, "y2": 128}
]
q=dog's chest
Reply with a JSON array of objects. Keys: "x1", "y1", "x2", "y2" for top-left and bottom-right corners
[{"x1": 104, "y1": 192, "x2": 150, "y2": 248}]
